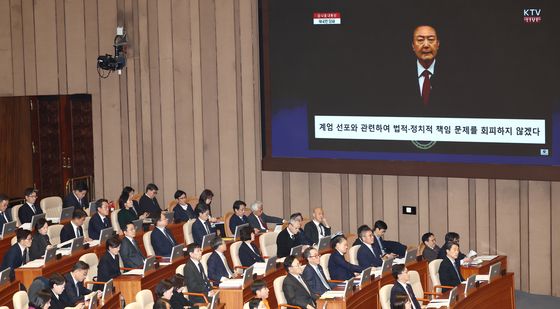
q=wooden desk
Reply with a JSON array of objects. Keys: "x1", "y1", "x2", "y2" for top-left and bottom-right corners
[
  {"x1": 0, "y1": 280, "x2": 20, "y2": 307},
  {"x1": 461, "y1": 255, "x2": 507, "y2": 279},
  {"x1": 316, "y1": 279, "x2": 380, "y2": 309},
  {"x1": 15, "y1": 247, "x2": 96, "y2": 288},
  {"x1": 99, "y1": 291, "x2": 122, "y2": 309}
]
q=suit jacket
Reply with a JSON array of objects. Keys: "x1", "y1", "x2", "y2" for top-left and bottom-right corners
[
  {"x1": 60, "y1": 223, "x2": 84, "y2": 244},
  {"x1": 239, "y1": 242, "x2": 264, "y2": 266},
  {"x1": 439, "y1": 257, "x2": 464, "y2": 292},
  {"x1": 120, "y1": 236, "x2": 145, "y2": 268},
  {"x1": 301, "y1": 263, "x2": 335, "y2": 296},
  {"x1": 276, "y1": 228, "x2": 310, "y2": 258},
  {"x1": 0, "y1": 210, "x2": 13, "y2": 231},
  {"x1": 63, "y1": 193, "x2": 88, "y2": 210},
  {"x1": 117, "y1": 208, "x2": 139, "y2": 231},
  {"x1": 88, "y1": 213, "x2": 112, "y2": 240},
  {"x1": 29, "y1": 232, "x2": 51, "y2": 260},
  {"x1": 96, "y1": 251, "x2": 121, "y2": 289},
  {"x1": 229, "y1": 214, "x2": 249, "y2": 235},
  {"x1": 151, "y1": 227, "x2": 177, "y2": 257},
  {"x1": 18, "y1": 203, "x2": 43, "y2": 224},
  {"x1": 328, "y1": 250, "x2": 364, "y2": 281},
  {"x1": 282, "y1": 273, "x2": 316, "y2": 309},
  {"x1": 437, "y1": 248, "x2": 466, "y2": 264},
  {"x1": 303, "y1": 221, "x2": 331, "y2": 245},
  {"x1": 372, "y1": 237, "x2": 406, "y2": 258},
  {"x1": 357, "y1": 244, "x2": 383, "y2": 268},
  {"x1": 207, "y1": 251, "x2": 232, "y2": 283},
  {"x1": 174, "y1": 204, "x2": 196, "y2": 223},
  {"x1": 391, "y1": 281, "x2": 422, "y2": 309},
  {"x1": 183, "y1": 259, "x2": 212, "y2": 304},
  {"x1": 49, "y1": 290, "x2": 71, "y2": 309},
  {"x1": 192, "y1": 219, "x2": 215, "y2": 246},
  {"x1": 0, "y1": 243, "x2": 25, "y2": 280},
  {"x1": 170, "y1": 290, "x2": 196, "y2": 309},
  {"x1": 138, "y1": 194, "x2": 161, "y2": 219},
  {"x1": 247, "y1": 212, "x2": 283, "y2": 232},
  {"x1": 422, "y1": 245, "x2": 441, "y2": 262},
  {"x1": 61, "y1": 273, "x2": 91, "y2": 305}
]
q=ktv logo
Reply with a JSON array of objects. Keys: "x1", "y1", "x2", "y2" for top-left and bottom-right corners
[{"x1": 523, "y1": 8, "x2": 542, "y2": 24}]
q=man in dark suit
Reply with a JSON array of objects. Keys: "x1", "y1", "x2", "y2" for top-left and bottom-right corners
[
  {"x1": 120, "y1": 222, "x2": 145, "y2": 268},
  {"x1": 302, "y1": 247, "x2": 335, "y2": 296},
  {"x1": 0, "y1": 228, "x2": 32, "y2": 280},
  {"x1": 18, "y1": 187, "x2": 43, "y2": 224},
  {"x1": 372, "y1": 220, "x2": 404, "y2": 258},
  {"x1": 62, "y1": 182, "x2": 89, "y2": 210},
  {"x1": 138, "y1": 183, "x2": 161, "y2": 220},
  {"x1": 439, "y1": 241, "x2": 464, "y2": 293},
  {"x1": 421, "y1": 232, "x2": 441, "y2": 262},
  {"x1": 96, "y1": 237, "x2": 121, "y2": 290},
  {"x1": 60, "y1": 209, "x2": 90, "y2": 244},
  {"x1": 192, "y1": 203, "x2": 215, "y2": 246},
  {"x1": 0, "y1": 194, "x2": 13, "y2": 231},
  {"x1": 229, "y1": 200, "x2": 249, "y2": 235},
  {"x1": 437, "y1": 232, "x2": 471, "y2": 265},
  {"x1": 207, "y1": 237, "x2": 234, "y2": 283},
  {"x1": 88, "y1": 199, "x2": 112, "y2": 240},
  {"x1": 303, "y1": 207, "x2": 331, "y2": 245},
  {"x1": 49, "y1": 273, "x2": 71, "y2": 309},
  {"x1": 183, "y1": 243, "x2": 216, "y2": 304},
  {"x1": 282, "y1": 255, "x2": 316, "y2": 309},
  {"x1": 247, "y1": 201, "x2": 285, "y2": 233},
  {"x1": 390, "y1": 264, "x2": 422, "y2": 309},
  {"x1": 151, "y1": 212, "x2": 177, "y2": 257},
  {"x1": 328, "y1": 235, "x2": 364, "y2": 281},
  {"x1": 238, "y1": 226, "x2": 264, "y2": 267},
  {"x1": 276, "y1": 214, "x2": 312, "y2": 258},
  {"x1": 173, "y1": 190, "x2": 196, "y2": 223},
  {"x1": 61, "y1": 261, "x2": 93, "y2": 305},
  {"x1": 352, "y1": 225, "x2": 371, "y2": 247},
  {"x1": 356, "y1": 226, "x2": 383, "y2": 268}
]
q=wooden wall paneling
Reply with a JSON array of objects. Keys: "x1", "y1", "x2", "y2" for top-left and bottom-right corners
[
  {"x1": 495, "y1": 180, "x2": 521, "y2": 287},
  {"x1": 34, "y1": 0, "x2": 58, "y2": 94},
  {"x1": 528, "y1": 181, "x2": 551, "y2": 295},
  {"x1": 519, "y1": 180, "x2": 529, "y2": 291},
  {"x1": 289, "y1": 172, "x2": 310, "y2": 217},
  {"x1": 55, "y1": 0, "x2": 67, "y2": 94},
  {"x1": 382, "y1": 175, "x2": 398, "y2": 240},
  {"x1": 64, "y1": 0, "x2": 87, "y2": 94},
  {"x1": 171, "y1": 0, "x2": 196, "y2": 195},
  {"x1": 321, "y1": 174, "x2": 342, "y2": 232},
  {"x1": 216, "y1": 0, "x2": 240, "y2": 212},
  {"x1": 157, "y1": 0, "x2": 178, "y2": 203},
  {"x1": 10, "y1": 0, "x2": 25, "y2": 96},
  {"x1": 361, "y1": 175, "x2": 373, "y2": 226},
  {"x1": 22, "y1": 0, "x2": 37, "y2": 95},
  {"x1": 474, "y1": 179, "x2": 490, "y2": 254},
  {"x1": 552, "y1": 182, "x2": 560, "y2": 297},
  {"x1": 418, "y1": 176, "x2": 429, "y2": 241},
  {"x1": 282, "y1": 172, "x2": 290, "y2": 218},
  {"x1": 261, "y1": 171, "x2": 283, "y2": 218},
  {"x1": 233, "y1": 0, "x2": 244, "y2": 201},
  {"x1": 372, "y1": 175, "x2": 383, "y2": 222},
  {"x1": 447, "y1": 178, "x2": 470, "y2": 250},
  {"x1": 308, "y1": 173, "x2": 322, "y2": 213},
  {"x1": 0, "y1": 0, "x2": 14, "y2": 95},
  {"x1": 348, "y1": 175, "x2": 358, "y2": 231},
  {"x1": 250, "y1": 0, "x2": 262, "y2": 201},
  {"x1": 467, "y1": 179, "x2": 476, "y2": 252},
  {"x1": 340, "y1": 174, "x2": 350, "y2": 233},
  {"x1": 397, "y1": 176, "x2": 419, "y2": 246},
  {"x1": 428, "y1": 177, "x2": 448, "y2": 243},
  {"x1": 137, "y1": 0, "x2": 152, "y2": 186}
]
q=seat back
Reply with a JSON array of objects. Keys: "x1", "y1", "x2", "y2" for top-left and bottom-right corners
[
  {"x1": 40, "y1": 196, "x2": 62, "y2": 219},
  {"x1": 0, "y1": 306, "x2": 9, "y2": 309},
  {"x1": 168, "y1": 200, "x2": 176, "y2": 212},
  {"x1": 11, "y1": 236, "x2": 17, "y2": 245},
  {"x1": 111, "y1": 209, "x2": 121, "y2": 234},
  {"x1": 79, "y1": 253, "x2": 99, "y2": 289},
  {"x1": 201, "y1": 252, "x2": 211, "y2": 276},
  {"x1": 379, "y1": 284, "x2": 394, "y2": 309},
  {"x1": 183, "y1": 219, "x2": 195, "y2": 245},
  {"x1": 273, "y1": 275, "x2": 288, "y2": 308},
  {"x1": 83, "y1": 216, "x2": 91, "y2": 238},
  {"x1": 176, "y1": 263, "x2": 185, "y2": 275},
  {"x1": 320, "y1": 253, "x2": 331, "y2": 280},
  {"x1": 143, "y1": 231, "x2": 155, "y2": 256},
  {"x1": 223, "y1": 211, "x2": 234, "y2": 237},
  {"x1": 348, "y1": 245, "x2": 360, "y2": 265},
  {"x1": 135, "y1": 289, "x2": 154, "y2": 308},
  {"x1": 124, "y1": 302, "x2": 143, "y2": 309},
  {"x1": 429, "y1": 259, "x2": 444, "y2": 293},
  {"x1": 11, "y1": 204, "x2": 23, "y2": 226},
  {"x1": 242, "y1": 302, "x2": 250, "y2": 309},
  {"x1": 259, "y1": 231, "x2": 279, "y2": 257},
  {"x1": 12, "y1": 291, "x2": 29, "y2": 309},
  {"x1": 47, "y1": 224, "x2": 64, "y2": 245},
  {"x1": 230, "y1": 241, "x2": 242, "y2": 268},
  {"x1": 408, "y1": 270, "x2": 424, "y2": 299}
]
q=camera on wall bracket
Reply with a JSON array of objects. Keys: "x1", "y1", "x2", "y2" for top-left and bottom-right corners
[{"x1": 97, "y1": 27, "x2": 128, "y2": 78}]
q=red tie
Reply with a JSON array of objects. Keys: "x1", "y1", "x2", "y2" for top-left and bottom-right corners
[{"x1": 421, "y1": 70, "x2": 431, "y2": 106}]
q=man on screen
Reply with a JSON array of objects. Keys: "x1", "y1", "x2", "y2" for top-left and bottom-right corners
[{"x1": 412, "y1": 25, "x2": 439, "y2": 107}]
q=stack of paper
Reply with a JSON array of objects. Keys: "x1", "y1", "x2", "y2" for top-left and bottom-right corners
[
  {"x1": 124, "y1": 269, "x2": 144, "y2": 275},
  {"x1": 426, "y1": 299, "x2": 449, "y2": 308},
  {"x1": 477, "y1": 255, "x2": 498, "y2": 261},
  {"x1": 218, "y1": 278, "x2": 244, "y2": 288},
  {"x1": 46, "y1": 217, "x2": 60, "y2": 224},
  {"x1": 21, "y1": 259, "x2": 45, "y2": 268},
  {"x1": 252, "y1": 262, "x2": 266, "y2": 276},
  {"x1": 320, "y1": 291, "x2": 345, "y2": 299}
]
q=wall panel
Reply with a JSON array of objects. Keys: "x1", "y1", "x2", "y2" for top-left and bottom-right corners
[
  {"x1": 528, "y1": 181, "x2": 551, "y2": 295},
  {"x1": 34, "y1": 0, "x2": 58, "y2": 94},
  {"x1": 398, "y1": 176, "x2": 419, "y2": 246},
  {"x1": 0, "y1": 0, "x2": 13, "y2": 95},
  {"x1": 495, "y1": 180, "x2": 521, "y2": 287}
]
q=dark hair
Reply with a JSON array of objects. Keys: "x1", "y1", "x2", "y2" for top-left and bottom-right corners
[
  {"x1": 29, "y1": 289, "x2": 51, "y2": 309},
  {"x1": 169, "y1": 274, "x2": 185, "y2": 289},
  {"x1": 283, "y1": 255, "x2": 298, "y2": 271},
  {"x1": 373, "y1": 220, "x2": 387, "y2": 230},
  {"x1": 303, "y1": 247, "x2": 317, "y2": 259},
  {"x1": 0, "y1": 194, "x2": 9, "y2": 202},
  {"x1": 106, "y1": 236, "x2": 121, "y2": 249},
  {"x1": 422, "y1": 232, "x2": 434, "y2": 243},
  {"x1": 96, "y1": 198, "x2": 108, "y2": 210},
  {"x1": 16, "y1": 228, "x2": 31, "y2": 242},
  {"x1": 34, "y1": 218, "x2": 48, "y2": 232},
  {"x1": 239, "y1": 226, "x2": 253, "y2": 241},
  {"x1": 24, "y1": 187, "x2": 37, "y2": 197},
  {"x1": 49, "y1": 273, "x2": 66, "y2": 288},
  {"x1": 359, "y1": 226, "x2": 373, "y2": 240},
  {"x1": 146, "y1": 183, "x2": 159, "y2": 192},
  {"x1": 289, "y1": 213, "x2": 302, "y2": 221},
  {"x1": 125, "y1": 221, "x2": 136, "y2": 231},
  {"x1": 211, "y1": 237, "x2": 224, "y2": 250},
  {"x1": 392, "y1": 264, "x2": 406, "y2": 280},
  {"x1": 195, "y1": 203, "x2": 209, "y2": 216},
  {"x1": 119, "y1": 187, "x2": 135, "y2": 208},
  {"x1": 233, "y1": 200, "x2": 246, "y2": 211},
  {"x1": 330, "y1": 235, "x2": 346, "y2": 249},
  {"x1": 199, "y1": 189, "x2": 214, "y2": 205},
  {"x1": 443, "y1": 241, "x2": 459, "y2": 252},
  {"x1": 186, "y1": 243, "x2": 201, "y2": 255},
  {"x1": 153, "y1": 298, "x2": 171, "y2": 309},
  {"x1": 122, "y1": 186, "x2": 135, "y2": 196},
  {"x1": 174, "y1": 190, "x2": 187, "y2": 200},
  {"x1": 72, "y1": 208, "x2": 87, "y2": 219},
  {"x1": 391, "y1": 291, "x2": 410, "y2": 309},
  {"x1": 73, "y1": 182, "x2": 88, "y2": 192},
  {"x1": 445, "y1": 232, "x2": 460, "y2": 243},
  {"x1": 155, "y1": 279, "x2": 174, "y2": 298},
  {"x1": 251, "y1": 279, "x2": 267, "y2": 294},
  {"x1": 356, "y1": 224, "x2": 370, "y2": 236},
  {"x1": 72, "y1": 261, "x2": 90, "y2": 272}
]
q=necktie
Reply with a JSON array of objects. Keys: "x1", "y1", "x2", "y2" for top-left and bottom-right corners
[
  {"x1": 165, "y1": 229, "x2": 174, "y2": 245},
  {"x1": 421, "y1": 70, "x2": 431, "y2": 106},
  {"x1": 23, "y1": 249, "x2": 29, "y2": 264},
  {"x1": 316, "y1": 266, "x2": 330, "y2": 290},
  {"x1": 102, "y1": 217, "x2": 107, "y2": 227},
  {"x1": 204, "y1": 221, "x2": 210, "y2": 234},
  {"x1": 30, "y1": 204, "x2": 36, "y2": 214},
  {"x1": 76, "y1": 227, "x2": 81, "y2": 238},
  {"x1": 290, "y1": 234, "x2": 295, "y2": 240},
  {"x1": 319, "y1": 224, "x2": 325, "y2": 237},
  {"x1": 76, "y1": 282, "x2": 80, "y2": 296},
  {"x1": 453, "y1": 261, "x2": 462, "y2": 280},
  {"x1": 0, "y1": 212, "x2": 6, "y2": 222},
  {"x1": 198, "y1": 263, "x2": 207, "y2": 279},
  {"x1": 257, "y1": 215, "x2": 266, "y2": 230},
  {"x1": 406, "y1": 284, "x2": 417, "y2": 309},
  {"x1": 377, "y1": 237, "x2": 386, "y2": 255},
  {"x1": 297, "y1": 275, "x2": 311, "y2": 295}
]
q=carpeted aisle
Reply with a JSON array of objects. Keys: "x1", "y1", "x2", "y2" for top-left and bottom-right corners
[{"x1": 515, "y1": 290, "x2": 560, "y2": 308}]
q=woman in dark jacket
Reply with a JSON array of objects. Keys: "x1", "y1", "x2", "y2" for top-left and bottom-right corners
[{"x1": 29, "y1": 218, "x2": 52, "y2": 260}]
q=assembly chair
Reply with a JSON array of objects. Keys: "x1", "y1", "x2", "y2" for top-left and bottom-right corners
[
  {"x1": 273, "y1": 275, "x2": 305, "y2": 309},
  {"x1": 428, "y1": 259, "x2": 455, "y2": 294}
]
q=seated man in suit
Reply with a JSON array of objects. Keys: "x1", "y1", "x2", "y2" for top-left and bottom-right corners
[
  {"x1": 88, "y1": 199, "x2": 112, "y2": 240},
  {"x1": 120, "y1": 221, "x2": 145, "y2": 268},
  {"x1": 229, "y1": 200, "x2": 249, "y2": 235},
  {"x1": 207, "y1": 237, "x2": 235, "y2": 283},
  {"x1": 357, "y1": 226, "x2": 383, "y2": 268},
  {"x1": 138, "y1": 183, "x2": 161, "y2": 220},
  {"x1": 183, "y1": 243, "x2": 217, "y2": 304},
  {"x1": 192, "y1": 203, "x2": 216, "y2": 246},
  {"x1": 436, "y1": 232, "x2": 472, "y2": 264},
  {"x1": 390, "y1": 264, "x2": 421, "y2": 309},
  {"x1": 49, "y1": 273, "x2": 71, "y2": 309},
  {"x1": 63, "y1": 182, "x2": 89, "y2": 210},
  {"x1": 18, "y1": 187, "x2": 43, "y2": 225},
  {"x1": 238, "y1": 226, "x2": 264, "y2": 266},
  {"x1": 247, "y1": 201, "x2": 285, "y2": 233},
  {"x1": 302, "y1": 247, "x2": 335, "y2": 296},
  {"x1": 372, "y1": 220, "x2": 403, "y2": 258},
  {"x1": 249, "y1": 280, "x2": 270, "y2": 309},
  {"x1": 352, "y1": 225, "x2": 371, "y2": 246},
  {"x1": 328, "y1": 235, "x2": 364, "y2": 281},
  {"x1": 173, "y1": 190, "x2": 196, "y2": 223},
  {"x1": 0, "y1": 228, "x2": 32, "y2": 280},
  {"x1": 0, "y1": 194, "x2": 13, "y2": 231},
  {"x1": 96, "y1": 237, "x2": 121, "y2": 290},
  {"x1": 61, "y1": 261, "x2": 94, "y2": 305},
  {"x1": 421, "y1": 232, "x2": 440, "y2": 262},
  {"x1": 303, "y1": 208, "x2": 331, "y2": 245},
  {"x1": 60, "y1": 209, "x2": 91, "y2": 244},
  {"x1": 276, "y1": 213, "x2": 312, "y2": 258},
  {"x1": 151, "y1": 212, "x2": 177, "y2": 257},
  {"x1": 282, "y1": 255, "x2": 317, "y2": 309},
  {"x1": 439, "y1": 241, "x2": 464, "y2": 292}
]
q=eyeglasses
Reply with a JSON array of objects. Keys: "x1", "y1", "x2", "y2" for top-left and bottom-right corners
[{"x1": 308, "y1": 254, "x2": 321, "y2": 258}]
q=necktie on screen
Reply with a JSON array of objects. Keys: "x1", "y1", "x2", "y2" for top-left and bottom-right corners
[{"x1": 421, "y1": 70, "x2": 431, "y2": 106}]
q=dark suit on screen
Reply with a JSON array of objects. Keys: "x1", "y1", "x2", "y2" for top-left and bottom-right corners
[
  {"x1": 357, "y1": 243, "x2": 383, "y2": 268},
  {"x1": 88, "y1": 213, "x2": 111, "y2": 240},
  {"x1": 391, "y1": 281, "x2": 422, "y2": 309},
  {"x1": 29, "y1": 232, "x2": 51, "y2": 260},
  {"x1": 63, "y1": 193, "x2": 88, "y2": 210},
  {"x1": 120, "y1": 236, "x2": 145, "y2": 268},
  {"x1": 151, "y1": 227, "x2": 176, "y2": 257},
  {"x1": 239, "y1": 242, "x2": 264, "y2": 266},
  {"x1": 138, "y1": 194, "x2": 161, "y2": 220},
  {"x1": 247, "y1": 212, "x2": 283, "y2": 232},
  {"x1": 229, "y1": 214, "x2": 249, "y2": 235},
  {"x1": 183, "y1": 259, "x2": 212, "y2": 304},
  {"x1": 0, "y1": 243, "x2": 25, "y2": 280},
  {"x1": 192, "y1": 219, "x2": 215, "y2": 246},
  {"x1": 328, "y1": 250, "x2": 364, "y2": 281},
  {"x1": 282, "y1": 273, "x2": 316, "y2": 309},
  {"x1": 96, "y1": 251, "x2": 121, "y2": 290},
  {"x1": 439, "y1": 257, "x2": 464, "y2": 293},
  {"x1": 302, "y1": 263, "x2": 335, "y2": 296},
  {"x1": 61, "y1": 273, "x2": 91, "y2": 305},
  {"x1": 0, "y1": 210, "x2": 13, "y2": 231},
  {"x1": 303, "y1": 221, "x2": 331, "y2": 245},
  {"x1": 207, "y1": 251, "x2": 232, "y2": 283},
  {"x1": 18, "y1": 202, "x2": 43, "y2": 225}
]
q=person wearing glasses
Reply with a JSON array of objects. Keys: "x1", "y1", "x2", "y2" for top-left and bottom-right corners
[
  {"x1": 0, "y1": 228, "x2": 32, "y2": 280},
  {"x1": 173, "y1": 190, "x2": 196, "y2": 222},
  {"x1": 301, "y1": 247, "x2": 334, "y2": 296},
  {"x1": 282, "y1": 255, "x2": 317, "y2": 309},
  {"x1": 18, "y1": 187, "x2": 43, "y2": 224},
  {"x1": 390, "y1": 264, "x2": 421, "y2": 309},
  {"x1": 138, "y1": 183, "x2": 161, "y2": 219}
]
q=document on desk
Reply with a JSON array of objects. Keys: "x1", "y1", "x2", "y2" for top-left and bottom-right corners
[
  {"x1": 20, "y1": 259, "x2": 45, "y2": 268},
  {"x1": 56, "y1": 249, "x2": 71, "y2": 256},
  {"x1": 88, "y1": 240, "x2": 100, "y2": 247},
  {"x1": 252, "y1": 262, "x2": 266, "y2": 276},
  {"x1": 47, "y1": 217, "x2": 60, "y2": 223},
  {"x1": 426, "y1": 302, "x2": 449, "y2": 308},
  {"x1": 477, "y1": 255, "x2": 498, "y2": 261},
  {"x1": 124, "y1": 269, "x2": 144, "y2": 275},
  {"x1": 320, "y1": 291, "x2": 345, "y2": 299},
  {"x1": 219, "y1": 278, "x2": 243, "y2": 288}
]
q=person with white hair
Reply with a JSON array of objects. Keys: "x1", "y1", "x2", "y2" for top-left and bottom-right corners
[{"x1": 246, "y1": 201, "x2": 285, "y2": 233}]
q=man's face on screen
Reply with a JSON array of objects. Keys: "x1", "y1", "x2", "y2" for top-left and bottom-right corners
[{"x1": 412, "y1": 26, "x2": 439, "y2": 68}]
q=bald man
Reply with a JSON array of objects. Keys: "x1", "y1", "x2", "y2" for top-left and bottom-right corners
[{"x1": 303, "y1": 208, "x2": 331, "y2": 245}]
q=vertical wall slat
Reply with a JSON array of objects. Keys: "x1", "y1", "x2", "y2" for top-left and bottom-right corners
[
  {"x1": 65, "y1": 0, "x2": 87, "y2": 94},
  {"x1": 10, "y1": 0, "x2": 25, "y2": 96},
  {"x1": 0, "y1": 0, "x2": 14, "y2": 95},
  {"x1": 528, "y1": 181, "x2": 551, "y2": 294},
  {"x1": 55, "y1": 0, "x2": 67, "y2": 94},
  {"x1": 261, "y1": 171, "x2": 283, "y2": 218},
  {"x1": 447, "y1": 178, "x2": 470, "y2": 249},
  {"x1": 22, "y1": 0, "x2": 37, "y2": 95},
  {"x1": 321, "y1": 174, "x2": 342, "y2": 232},
  {"x1": 382, "y1": 175, "x2": 398, "y2": 240},
  {"x1": 34, "y1": 0, "x2": 59, "y2": 94},
  {"x1": 398, "y1": 176, "x2": 419, "y2": 246},
  {"x1": 289, "y1": 172, "x2": 310, "y2": 216},
  {"x1": 418, "y1": 176, "x2": 429, "y2": 241},
  {"x1": 428, "y1": 177, "x2": 448, "y2": 243},
  {"x1": 551, "y1": 182, "x2": 560, "y2": 297},
  {"x1": 495, "y1": 180, "x2": 521, "y2": 288}
]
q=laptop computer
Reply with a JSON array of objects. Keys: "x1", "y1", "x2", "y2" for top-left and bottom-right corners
[
  {"x1": 44, "y1": 246, "x2": 58, "y2": 264},
  {"x1": 358, "y1": 267, "x2": 372, "y2": 287},
  {"x1": 132, "y1": 218, "x2": 143, "y2": 231},
  {"x1": 87, "y1": 291, "x2": 98, "y2": 309},
  {"x1": 321, "y1": 279, "x2": 353, "y2": 299},
  {"x1": 426, "y1": 286, "x2": 458, "y2": 308},
  {"x1": 30, "y1": 213, "x2": 46, "y2": 230},
  {"x1": 102, "y1": 279, "x2": 114, "y2": 302},
  {"x1": 0, "y1": 268, "x2": 10, "y2": 286},
  {"x1": 89, "y1": 202, "x2": 97, "y2": 215},
  {"x1": 289, "y1": 245, "x2": 304, "y2": 258},
  {"x1": 316, "y1": 235, "x2": 332, "y2": 252},
  {"x1": 264, "y1": 256, "x2": 277, "y2": 274},
  {"x1": 170, "y1": 244, "x2": 185, "y2": 262},
  {"x1": 201, "y1": 232, "x2": 217, "y2": 250},
  {"x1": 374, "y1": 257, "x2": 394, "y2": 277},
  {"x1": 209, "y1": 290, "x2": 220, "y2": 309},
  {"x1": 60, "y1": 207, "x2": 74, "y2": 222},
  {"x1": 464, "y1": 274, "x2": 476, "y2": 297},
  {"x1": 1, "y1": 220, "x2": 17, "y2": 238},
  {"x1": 405, "y1": 248, "x2": 417, "y2": 264},
  {"x1": 475, "y1": 261, "x2": 501, "y2": 282},
  {"x1": 234, "y1": 223, "x2": 249, "y2": 240},
  {"x1": 243, "y1": 265, "x2": 254, "y2": 286},
  {"x1": 70, "y1": 236, "x2": 85, "y2": 254},
  {"x1": 144, "y1": 255, "x2": 156, "y2": 274}
]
